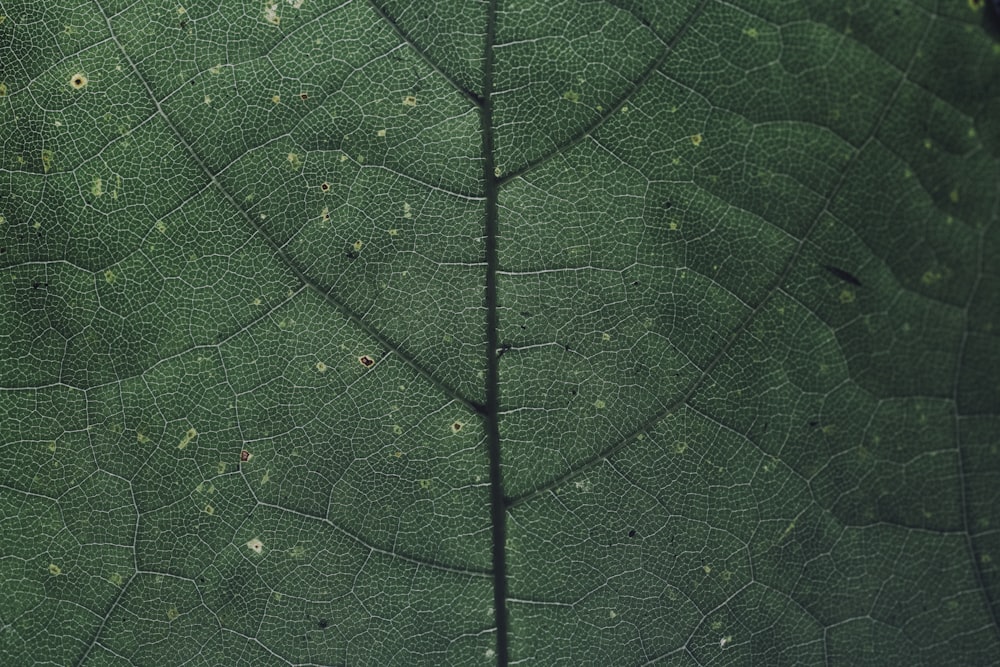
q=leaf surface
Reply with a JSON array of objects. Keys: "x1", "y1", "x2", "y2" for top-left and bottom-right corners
[{"x1": 1, "y1": 1, "x2": 999, "y2": 665}]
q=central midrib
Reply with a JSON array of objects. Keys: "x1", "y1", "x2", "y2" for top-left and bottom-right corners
[{"x1": 480, "y1": 0, "x2": 509, "y2": 665}]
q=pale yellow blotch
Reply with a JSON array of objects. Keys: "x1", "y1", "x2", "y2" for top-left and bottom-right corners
[
  {"x1": 594, "y1": 399, "x2": 606, "y2": 409},
  {"x1": 177, "y1": 5, "x2": 186, "y2": 15},
  {"x1": 393, "y1": 424, "x2": 403, "y2": 435},
  {"x1": 41, "y1": 149, "x2": 54, "y2": 173},
  {"x1": 339, "y1": 153, "x2": 348, "y2": 162},
  {"x1": 968, "y1": 127, "x2": 977, "y2": 138},
  {"x1": 601, "y1": 332, "x2": 612, "y2": 342},
  {"x1": 47, "y1": 440, "x2": 57, "y2": 452},
  {"x1": 167, "y1": 607, "x2": 179, "y2": 621},
  {"x1": 621, "y1": 105, "x2": 628, "y2": 113},
  {"x1": 69, "y1": 73, "x2": 88, "y2": 90},
  {"x1": 48, "y1": 563, "x2": 62, "y2": 576},
  {"x1": 402, "y1": 94, "x2": 417, "y2": 107},
  {"x1": 690, "y1": 133, "x2": 703, "y2": 146},
  {"x1": 289, "y1": 544, "x2": 306, "y2": 558},
  {"x1": 0, "y1": 82, "x2": 7, "y2": 97},
  {"x1": 271, "y1": 94, "x2": 281, "y2": 104},
  {"x1": 204, "y1": 504, "x2": 214, "y2": 515},
  {"x1": 260, "y1": 469, "x2": 270, "y2": 485},
  {"x1": 949, "y1": 188, "x2": 959, "y2": 203},
  {"x1": 394, "y1": 450, "x2": 403, "y2": 458},
  {"x1": 403, "y1": 202, "x2": 412, "y2": 218},
  {"x1": 109, "y1": 572, "x2": 123, "y2": 586},
  {"x1": 711, "y1": 620, "x2": 723, "y2": 631},
  {"x1": 450, "y1": 420, "x2": 465, "y2": 434},
  {"x1": 562, "y1": 90, "x2": 580, "y2": 103},
  {"x1": 204, "y1": 95, "x2": 212, "y2": 105},
  {"x1": 315, "y1": 361, "x2": 327, "y2": 372},
  {"x1": 136, "y1": 432, "x2": 150, "y2": 444},
  {"x1": 743, "y1": 27, "x2": 759, "y2": 38},
  {"x1": 669, "y1": 221, "x2": 678, "y2": 231},
  {"x1": 177, "y1": 427, "x2": 198, "y2": 450},
  {"x1": 376, "y1": 128, "x2": 386, "y2": 137},
  {"x1": 702, "y1": 564, "x2": 712, "y2": 574},
  {"x1": 91, "y1": 176, "x2": 103, "y2": 197},
  {"x1": 320, "y1": 206, "x2": 330, "y2": 222},
  {"x1": 287, "y1": 152, "x2": 301, "y2": 167},
  {"x1": 155, "y1": 220, "x2": 167, "y2": 233},
  {"x1": 246, "y1": 537, "x2": 264, "y2": 553},
  {"x1": 352, "y1": 239, "x2": 363, "y2": 252},
  {"x1": 217, "y1": 461, "x2": 226, "y2": 474},
  {"x1": 209, "y1": 63, "x2": 223, "y2": 75},
  {"x1": 969, "y1": 0, "x2": 984, "y2": 11},
  {"x1": 494, "y1": 166, "x2": 501, "y2": 177},
  {"x1": 264, "y1": 2, "x2": 280, "y2": 25},
  {"x1": 388, "y1": 228, "x2": 399, "y2": 237},
  {"x1": 104, "y1": 269, "x2": 116, "y2": 284},
  {"x1": 609, "y1": 610, "x2": 617, "y2": 619},
  {"x1": 419, "y1": 478, "x2": 432, "y2": 489},
  {"x1": 287, "y1": 0, "x2": 304, "y2": 8},
  {"x1": 673, "y1": 441, "x2": 687, "y2": 454},
  {"x1": 839, "y1": 289, "x2": 855, "y2": 304},
  {"x1": 720, "y1": 636, "x2": 733, "y2": 649},
  {"x1": 923, "y1": 138, "x2": 932, "y2": 149}
]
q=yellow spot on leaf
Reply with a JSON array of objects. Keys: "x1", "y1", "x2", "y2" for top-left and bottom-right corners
[
  {"x1": 178, "y1": 427, "x2": 198, "y2": 450},
  {"x1": 204, "y1": 504, "x2": 214, "y2": 515},
  {"x1": 702, "y1": 564, "x2": 712, "y2": 574},
  {"x1": 691, "y1": 134, "x2": 703, "y2": 146},
  {"x1": 109, "y1": 572, "x2": 123, "y2": 585},
  {"x1": 402, "y1": 94, "x2": 417, "y2": 107},
  {"x1": 594, "y1": 399, "x2": 606, "y2": 409},
  {"x1": 48, "y1": 564, "x2": 61, "y2": 576},
  {"x1": 949, "y1": 188, "x2": 959, "y2": 203},
  {"x1": 388, "y1": 228, "x2": 399, "y2": 236},
  {"x1": 271, "y1": 94, "x2": 280, "y2": 104},
  {"x1": 377, "y1": 128, "x2": 386, "y2": 137},
  {"x1": 246, "y1": 537, "x2": 264, "y2": 553},
  {"x1": 562, "y1": 90, "x2": 580, "y2": 103},
  {"x1": 921, "y1": 269, "x2": 943, "y2": 285},
  {"x1": 69, "y1": 73, "x2": 88, "y2": 90},
  {"x1": 839, "y1": 289, "x2": 855, "y2": 304},
  {"x1": 0, "y1": 82, "x2": 7, "y2": 96},
  {"x1": 167, "y1": 607, "x2": 179, "y2": 621},
  {"x1": 403, "y1": 202, "x2": 412, "y2": 219},
  {"x1": 91, "y1": 177, "x2": 103, "y2": 197},
  {"x1": 419, "y1": 478, "x2": 432, "y2": 489},
  {"x1": 104, "y1": 269, "x2": 116, "y2": 284},
  {"x1": 353, "y1": 239, "x2": 363, "y2": 252},
  {"x1": 41, "y1": 149, "x2": 54, "y2": 173},
  {"x1": 743, "y1": 27, "x2": 759, "y2": 38},
  {"x1": 601, "y1": 332, "x2": 612, "y2": 342},
  {"x1": 315, "y1": 361, "x2": 327, "y2": 372},
  {"x1": 393, "y1": 424, "x2": 403, "y2": 435}
]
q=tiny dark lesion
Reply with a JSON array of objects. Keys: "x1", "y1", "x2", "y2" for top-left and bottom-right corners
[{"x1": 821, "y1": 264, "x2": 862, "y2": 287}]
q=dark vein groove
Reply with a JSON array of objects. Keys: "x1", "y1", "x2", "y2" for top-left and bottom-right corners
[
  {"x1": 96, "y1": 8, "x2": 481, "y2": 418},
  {"x1": 508, "y1": 14, "x2": 930, "y2": 510},
  {"x1": 953, "y1": 182, "x2": 1000, "y2": 640},
  {"x1": 496, "y1": 0, "x2": 709, "y2": 187},
  {"x1": 367, "y1": 0, "x2": 485, "y2": 108},
  {"x1": 481, "y1": 1, "x2": 509, "y2": 664}
]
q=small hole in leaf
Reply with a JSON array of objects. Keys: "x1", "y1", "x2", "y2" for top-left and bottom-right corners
[
  {"x1": 628, "y1": 529, "x2": 636, "y2": 538},
  {"x1": 359, "y1": 355, "x2": 375, "y2": 368},
  {"x1": 320, "y1": 182, "x2": 330, "y2": 192},
  {"x1": 451, "y1": 421, "x2": 463, "y2": 433},
  {"x1": 300, "y1": 92, "x2": 308, "y2": 100},
  {"x1": 240, "y1": 449, "x2": 251, "y2": 462},
  {"x1": 70, "y1": 74, "x2": 88, "y2": 90}
]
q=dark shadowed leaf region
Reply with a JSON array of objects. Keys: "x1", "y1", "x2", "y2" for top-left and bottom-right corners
[{"x1": 2, "y1": 1, "x2": 1000, "y2": 665}]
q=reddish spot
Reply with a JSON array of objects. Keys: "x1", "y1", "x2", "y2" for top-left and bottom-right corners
[
  {"x1": 320, "y1": 182, "x2": 330, "y2": 192},
  {"x1": 240, "y1": 450, "x2": 250, "y2": 462},
  {"x1": 359, "y1": 355, "x2": 375, "y2": 368}
]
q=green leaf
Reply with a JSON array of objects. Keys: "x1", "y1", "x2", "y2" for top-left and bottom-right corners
[{"x1": 2, "y1": 1, "x2": 999, "y2": 664}]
